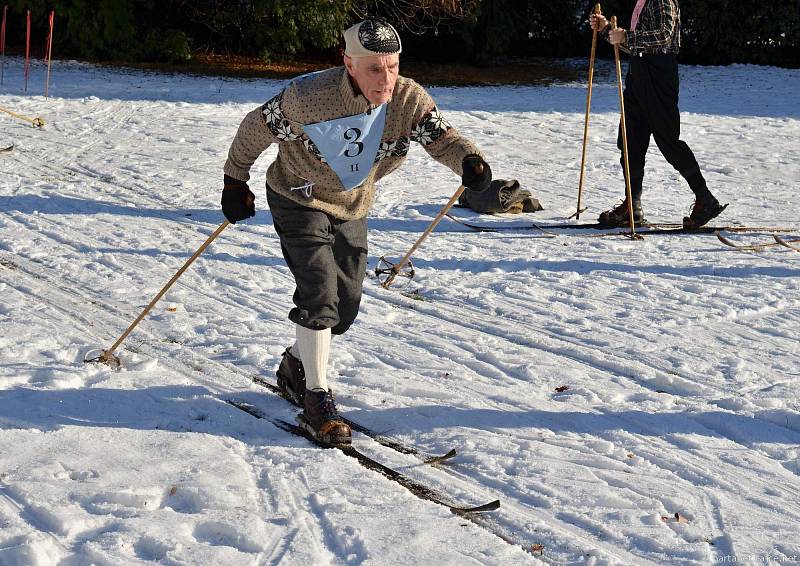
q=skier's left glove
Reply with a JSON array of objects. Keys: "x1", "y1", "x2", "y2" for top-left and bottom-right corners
[
  {"x1": 221, "y1": 175, "x2": 256, "y2": 224},
  {"x1": 461, "y1": 155, "x2": 492, "y2": 193}
]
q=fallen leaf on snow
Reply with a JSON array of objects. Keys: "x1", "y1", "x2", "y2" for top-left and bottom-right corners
[{"x1": 661, "y1": 512, "x2": 689, "y2": 524}]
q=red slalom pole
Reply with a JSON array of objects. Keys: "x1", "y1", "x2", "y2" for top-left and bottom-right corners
[
  {"x1": 45, "y1": 11, "x2": 54, "y2": 98},
  {"x1": 24, "y1": 9, "x2": 30, "y2": 92},
  {"x1": 1, "y1": 5, "x2": 7, "y2": 85}
]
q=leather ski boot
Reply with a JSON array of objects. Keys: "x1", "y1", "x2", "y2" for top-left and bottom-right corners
[
  {"x1": 298, "y1": 388, "x2": 352, "y2": 446},
  {"x1": 683, "y1": 193, "x2": 728, "y2": 229},
  {"x1": 598, "y1": 199, "x2": 646, "y2": 227},
  {"x1": 276, "y1": 348, "x2": 305, "y2": 407}
]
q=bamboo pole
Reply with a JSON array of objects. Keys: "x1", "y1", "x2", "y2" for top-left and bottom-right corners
[
  {"x1": 382, "y1": 183, "x2": 469, "y2": 289},
  {"x1": 611, "y1": 16, "x2": 641, "y2": 240},
  {"x1": 45, "y1": 11, "x2": 54, "y2": 98},
  {"x1": 0, "y1": 105, "x2": 44, "y2": 127},
  {"x1": 573, "y1": 3, "x2": 602, "y2": 220},
  {"x1": 1, "y1": 5, "x2": 7, "y2": 85},
  {"x1": 94, "y1": 221, "x2": 230, "y2": 367},
  {"x1": 23, "y1": 10, "x2": 29, "y2": 92}
]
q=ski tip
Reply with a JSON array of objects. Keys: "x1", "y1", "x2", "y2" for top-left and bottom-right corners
[
  {"x1": 424, "y1": 448, "x2": 458, "y2": 465},
  {"x1": 440, "y1": 447, "x2": 458, "y2": 459},
  {"x1": 452, "y1": 499, "x2": 501, "y2": 515},
  {"x1": 773, "y1": 234, "x2": 800, "y2": 252},
  {"x1": 716, "y1": 231, "x2": 743, "y2": 249}
]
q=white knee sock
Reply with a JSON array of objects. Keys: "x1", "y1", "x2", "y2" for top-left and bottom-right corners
[{"x1": 295, "y1": 325, "x2": 331, "y2": 392}]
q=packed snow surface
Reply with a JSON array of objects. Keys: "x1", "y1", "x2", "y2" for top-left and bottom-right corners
[{"x1": 1, "y1": 57, "x2": 799, "y2": 565}]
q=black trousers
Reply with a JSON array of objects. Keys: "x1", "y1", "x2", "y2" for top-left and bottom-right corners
[
  {"x1": 266, "y1": 187, "x2": 368, "y2": 335},
  {"x1": 618, "y1": 53, "x2": 702, "y2": 199}
]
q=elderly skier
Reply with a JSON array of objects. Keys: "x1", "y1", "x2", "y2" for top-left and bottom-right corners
[{"x1": 221, "y1": 19, "x2": 492, "y2": 444}]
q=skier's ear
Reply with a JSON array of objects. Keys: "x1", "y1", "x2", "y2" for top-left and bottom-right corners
[{"x1": 344, "y1": 55, "x2": 356, "y2": 77}]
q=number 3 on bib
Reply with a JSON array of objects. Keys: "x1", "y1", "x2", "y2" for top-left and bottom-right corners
[{"x1": 303, "y1": 106, "x2": 387, "y2": 191}]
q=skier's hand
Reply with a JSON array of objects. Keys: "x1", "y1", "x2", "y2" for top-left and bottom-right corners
[
  {"x1": 221, "y1": 175, "x2": 256, "y2": 224},
  {"x1": 609, "y1": 28, "x2": 627, "y2": 45},
  {"x1": 589, "y1": 13, "x2": 608, "y2": 32},
  {"x1": 461, "y1": 155, "x2": 492, "y2": 193}
]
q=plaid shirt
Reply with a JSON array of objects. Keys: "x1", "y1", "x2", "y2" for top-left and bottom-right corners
[{"x1": 603, "y1": 0, "x2": 681, "y2": 55}]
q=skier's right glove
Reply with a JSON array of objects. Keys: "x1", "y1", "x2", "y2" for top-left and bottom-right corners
[
  {"x1": 221, "y1": 174, "x2": 256, "y2": 224},
  {"x1": 461, "y1": 155, "x2": 492, "y2": 193}
]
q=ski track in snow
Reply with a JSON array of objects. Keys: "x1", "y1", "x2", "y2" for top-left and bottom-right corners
[{"x1": 2, "y1": 57, "x2": 800, "y2": 564}]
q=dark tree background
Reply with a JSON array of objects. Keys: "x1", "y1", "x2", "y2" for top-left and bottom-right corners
[{"x1": 1, "y1": 0, "x2": 798, "y2": 67}]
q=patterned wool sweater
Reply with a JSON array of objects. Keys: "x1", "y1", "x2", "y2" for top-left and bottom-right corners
[{"x1": 224, "y1": 66, "x2": 483, "y2": 220}]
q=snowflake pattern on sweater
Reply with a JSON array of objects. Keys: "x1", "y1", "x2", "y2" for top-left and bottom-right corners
[
  {"x1": 262, "y1": 93, "x2": 300, "y2": 141},
  {"x1": 374, "y1": 107, "x2": 451, "y2": 161},
  {"x1": 261, "y1": 92, "x2": 450, "y2": 165},
  {"x1": 376, "y1": 137, "x2": 410, "y2": 161},
  {"x1": 410, "y1": 108, "x2": 451, "y2": 146},
  {"x1": 262, "y1": 93, "x2": 324, "y2": 161}
]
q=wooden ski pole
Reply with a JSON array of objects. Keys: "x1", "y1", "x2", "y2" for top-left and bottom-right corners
[
  {"x1": 93, "y1": 220, "x2": 230, "y2": 367},
  {"x1": 1, "y1": 5, "x2": 7, "y2": 85},
  {"x1": 611, "y1": 16, "x2": 641, "y2": 240},
  {"x1": 0, "y1": 105, "x2": 44, "y2": 127},
  {"x1": 573, "y1": 3, "x2": 602, "y2": 221},
  {"x1": 24, "y1": 10, "x2": 29, "y2": 92},
  {"x1": 381, "y1": 180, "x2": 474, "y2": 289},
  {"x1": 44, "y1": 11, "x2": 54, "y2": 98}
]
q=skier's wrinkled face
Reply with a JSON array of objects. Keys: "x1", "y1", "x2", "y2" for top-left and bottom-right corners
[{"x1": 344, "y1": 54, "x2": 399, "y2": 106}]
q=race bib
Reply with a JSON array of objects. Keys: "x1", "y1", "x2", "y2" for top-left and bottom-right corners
[{"x1": 302, "y1": 105, "x2": 387, "y2": 191}]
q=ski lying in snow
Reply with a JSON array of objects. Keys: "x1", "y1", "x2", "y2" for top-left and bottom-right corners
[
  {"x1": 716, "y1": 232, "x2": 765, "y2": 251},
  {"x1": 774, "y1": 234, "x2": 800, "y2": 253},
  {"x1": 0, "y1": 145, "x2": 13, "y2": 153},
  {"x1": 716, "y1": 232, "x2": 800, "y2": 252},
  {"x1": 445, "y1": 212, "x2": 556, "y2": 237},
  {"x1": 534, "y1": 221, "x2": 683, "y2": 230},
  {"x1": 596, "y1": 224, "x2": 792, "y2": 237},
  {"x1": 447, "y1": 215, "x2": 793, "y2": 235},
  {"x1": 226, "y1": 399, "x2": 499, "y2": 515},
  {"x1": 446, "y1": 218, "x2": 685, "y2": 232},
  {"x1": 248, "y1": 374, "x2": 457, "y2": 465}
]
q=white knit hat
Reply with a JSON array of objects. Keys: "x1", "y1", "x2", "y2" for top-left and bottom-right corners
[{"x1": 344, "y1": 19, "x2": 402, "y2": 58}]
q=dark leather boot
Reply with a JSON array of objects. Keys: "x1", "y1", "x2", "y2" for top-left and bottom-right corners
[
  {"x1": 683, "y1": 193, "x2": 728, "y2": 229},
  {"x1": 598, "y1": 199, "x2": 646, "y2": 227},
  {"x1": 298, "y1": 389, "x2": 352, "y2": 445},
  {"x1": 276, "y1": 348, "x2": 305, "y2": 406}
]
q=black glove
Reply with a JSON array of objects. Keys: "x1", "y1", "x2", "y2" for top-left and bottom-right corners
[
  {"x1": 461, "y1": 155, "x2": 492, "y2": 193},
  {"x1": 221, "y1": 174, "x2": 256, "y2": 224}
]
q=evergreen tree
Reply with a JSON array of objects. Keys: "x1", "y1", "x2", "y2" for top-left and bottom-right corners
[{"x1": 0, "y1": 0, "x2": 795, "y2": 67}]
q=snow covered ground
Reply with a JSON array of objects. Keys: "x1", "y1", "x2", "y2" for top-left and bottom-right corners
[{"x1": 1, "y1": 56, "x2": 799, "y2": 565}]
